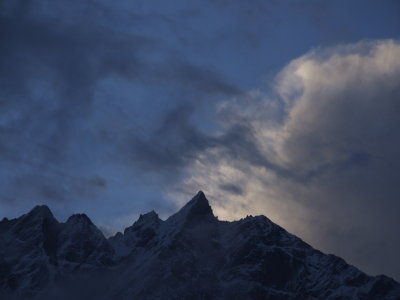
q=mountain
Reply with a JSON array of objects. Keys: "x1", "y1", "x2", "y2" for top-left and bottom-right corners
[{"x1": 0, "y1": 191, "x2": 399, "y2": 299}]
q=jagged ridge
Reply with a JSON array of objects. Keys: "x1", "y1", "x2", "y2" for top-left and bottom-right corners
[{"x1": 0, "y1": 192, "x2": 399, "y2": 300}]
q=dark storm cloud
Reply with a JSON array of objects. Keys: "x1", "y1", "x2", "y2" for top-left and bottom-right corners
[
  {"x1": 126, "y1": 104, "x2": 292, "y2": 183},
  {"x1": 0, "y1": 0, "x2": 150, "y2": 172},
  {"x1": 0, "y1": 0, "x2": 241, "y2": 208},
  {"x1": 0, "y1": 0, "x2": 238, "y2": 110},
  {"x1": 127, "y1": 104, "x2": 217, "y2": 176},
  {"x1": 0, "y1": 2, "x2": 149, "y2": 97}
]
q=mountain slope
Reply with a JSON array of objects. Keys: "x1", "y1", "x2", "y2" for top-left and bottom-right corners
[{"x1": 0, "y1": 192, "x2": 399, "y2": 299}]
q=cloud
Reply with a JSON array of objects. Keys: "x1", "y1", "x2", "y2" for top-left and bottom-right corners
[
  {"x1": 0, "y1": 0, "x2": 240, "y2": 213},
  {"x1": 275, "y1": 40, "x2": 400, "y2": 171},
  {"x1": 170, "y1": 39, "x2": 400, "y2": 280},
  {"x1": 1, "y1": 0, "x2": 399, "y2": 282}
]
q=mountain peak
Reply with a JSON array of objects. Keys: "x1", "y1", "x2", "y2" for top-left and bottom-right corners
[
  {"x1": 27, "y1": 205, "x2": 54, "y2": 219},
  {"x1": 1, "y1": 192, "x2": 400, "y2": 299},
  {"x1": 66, "y1": 213, "x2": 93, "y2": 225},
  {"x1": 167, "y1": 191, "x2": 215, "y2": 225},
  {"x1": 186, "y1": 190, "x2": 211, "y2": 212},
  {"x1": 131, "y1": 210, "x2": 161, "y2": 228},
  {"x1": 195, "y1": 190, "x2": 206, "y2": 198},
  {"x1": 137, "y1": 210, "x2": 159, "y2": 223}
]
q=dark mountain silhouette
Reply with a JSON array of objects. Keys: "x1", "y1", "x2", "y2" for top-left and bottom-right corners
[{"x1": 0, "y1": 192, "x2": 399, "y2": 299}]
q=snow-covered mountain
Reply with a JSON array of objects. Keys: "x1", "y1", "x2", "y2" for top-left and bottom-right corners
[{"x1": 0, "y1": 192, "x2": 399, "y2": 299}]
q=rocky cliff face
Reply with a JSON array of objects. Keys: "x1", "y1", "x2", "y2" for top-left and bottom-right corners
[{"x1": 0, "y1": 192, "x2": 399, "y2": 299}]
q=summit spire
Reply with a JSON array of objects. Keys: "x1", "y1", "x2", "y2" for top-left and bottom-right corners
[{"x1": 166, "y1": 191, "x2": 215, "y2": 226}]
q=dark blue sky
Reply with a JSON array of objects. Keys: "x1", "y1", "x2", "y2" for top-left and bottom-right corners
[{"x1": 1, "y1": 0, "x2": 400, "y2": 280}]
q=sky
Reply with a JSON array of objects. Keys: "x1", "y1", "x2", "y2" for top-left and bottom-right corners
[{"x1": 1, "y1": 0, "x2": 400, "y2": 280}]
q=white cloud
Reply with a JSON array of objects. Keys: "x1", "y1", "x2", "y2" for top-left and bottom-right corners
[{"x1": 168, "y1": 39, "x2": 400, "y2": 280}]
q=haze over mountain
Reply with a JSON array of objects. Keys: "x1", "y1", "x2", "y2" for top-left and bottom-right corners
[{"x1": 0, "y1": 192, "x2": 399, "y2": 300}]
